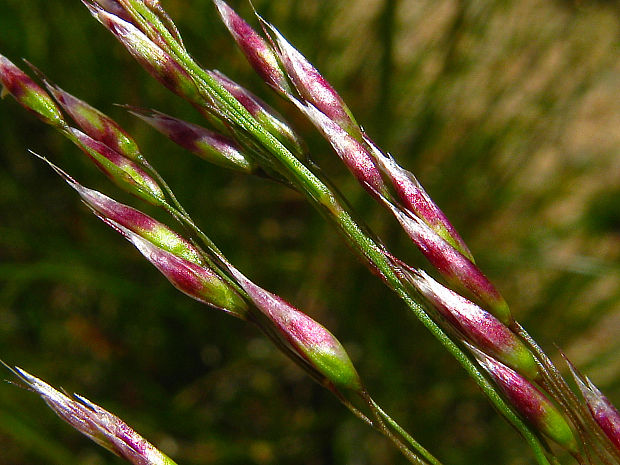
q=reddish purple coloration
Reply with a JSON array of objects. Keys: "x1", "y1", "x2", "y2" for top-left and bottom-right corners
[
  {"x1": 297, "y1": 102, "x2": 386, "y2": 195},
  {"x1": 0, "y1": 55, "x2": 33, "y2": 99},
  {"x1": 85, "y1": 3, "x2": 202, "y2": 104},
  {"x1": 214, "y1": 0, "x2": 291, "y2": 95},
  {"x1": 410, "y1": 271, "x2": 536, "y2": 378},
  {"x1": 42, "y1": 81, "x2": 143, "y2": 162},
  {"x1": 81, "y1": 186, "x2": 161, "y2": 232},
  {"x1": 389, "y1": 205, "x2": 511, "y2": 324},
  {"x1": 209, "y1": 70, "x2": 303, "y2": 154},
  {"x1": 94, "y1": 0, "x2": 134, "y2": 23},
  {"x1": 209, "y1": 70, "x2": 265, "y2": 117},
  {"x1": 55, "y1": 170, "x2": 204, "y2": 265},
  {"x1": 0, "y1": 54, "x2": 64, "y2": 127},
  {"x1": 103, "y1": 219, "x2": 247, "y2": 316},
  {"x1": 470, "y1": 346, "x2": 578, "y2": 452},
  {"x1": 68, "y1": 127, "x2": 164, "y2": 204},
  {"x1": 364, "y1": 135, "x2": 473, "y2": 261},
  {"x1": 225, "y1": 265, "x2": 361, "y2": 391},
  {"x1": 14, "y1": 368, "x2": 175, "y2": 465},
  {"x1": 116, "y1": 224, "x2": 210, "y2": 297},
  {"x1": 127, "y1": 106, "x2": 253, "y2": 172},
  {"x1": 568, "y1": 363, "x2": 620, "y2": 451},
  {"x1": 232, "y1": 270, "x2": 335, "y2": 349},
  {"x1": 265, "y1": 24, "x2": 359, "y2": 136},
  {"x1": 466, "y1": 343, "x2": 579, "y2": 454},
  {"x1": 582, "y1": 382, "x2": 620, "y2": 451},
  {"x1": 137, "y1": 108, "x2": 232, "y2": 152},
  {"x1": 479, "y1": 354, "x2": 545, "y2": 416}
]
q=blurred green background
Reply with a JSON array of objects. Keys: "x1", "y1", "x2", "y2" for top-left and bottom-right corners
[{"x1": 0, "y1": 0, "x2": 619, "y2": 464}]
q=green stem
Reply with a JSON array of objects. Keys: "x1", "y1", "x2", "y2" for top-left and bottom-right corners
[
  {"x1": 114, "y1": 4, "x2": 553, "y2": 463},
  {"x1": 359, "y1": 391, "x2": 428, "y2": 465},
  {"x1": 367, "y1": 395, "x2": 443, "y2": 465},
  {"x1": 216, "y1": 87, "x2": 553, "y2": 465}
]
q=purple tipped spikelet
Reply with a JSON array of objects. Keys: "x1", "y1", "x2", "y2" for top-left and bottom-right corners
[
  {"x1": 410, "y1": 270, "x2": 537, "y2": 379},
  {"x1": 93, "y1": 0, "x2": 134, "y2": 23},
  {"x1": 127, "y1": 106, "x2": 255, "y2": 173},
  {"x1": 67, "y1": 127, "x2": 166, "y2": 206},
  {"x1": 85, "y1": 3, "x2": 203, "y2": 105},
  {"x1": 84, "y1": 189, "x2": 204, "y2": 265},
  {"x1": 226, "y1": 266, "x2": 361, "y2": 392},
  {"x1": 46, "y1": 161, "x2": 203, "y2": 265},
  {"x1": 213, "y1": 0, "x2": 292, "y2": 95},
  {"x1": 34, "y1": 151, "x2": 246, "y2": 315},
  {"x1": 566, "y1": 360, "x2": 620, "y2": 451},
  {"x1": 0, "y1": 54, "x2": 65, "y2": 127},
  {"x1": 364, "y1": 135, "x2": 474, "y2": 262},
  {"x1": 470, "y1": 345, "x2": 578, "y2": 453},
  {"x1": 39, "y1": 79, "x2": 143, "y2": 163},
  {"x1": 13, "y1": 368, "x2": 178, "y2": 465},
  {"x1": 104, "y1": 219, "x2": 248, "y2": 317},
  {"x1": 209, "y1": 70, "x2": 305, "y2": 155},
  {"x1": 390, "y1": 205, "x2": 511, "y2": 324},
  {"x1": 264, "y1": 23, "x2": 360, "y2": 138},
  {"x1": 298, "y1": 102, "x2": 387, "y2": 196}
]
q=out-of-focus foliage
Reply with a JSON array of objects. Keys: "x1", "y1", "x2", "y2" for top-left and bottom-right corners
[{"x1": 0, "y1": 0, "x2": 618, "y2": 464}]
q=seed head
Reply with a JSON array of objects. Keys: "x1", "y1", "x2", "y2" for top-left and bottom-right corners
[
  {"x1": 264, "y1": 23, "x2": 360, "y2": 137},
  {"x1": 410, "y1": 270, "x2": 537, "y2": 379},
  {"x1": 103, "y1": 218, "x2": 248, "y2": 317},
  {"x1": 213, "y1": 0, "x2": 292, "y2": 95},
  {"x1": 470, "y1": 345, "x2": 578, "y2": 453},
  {"x1": 227, "y1": 266, "x2": 362, "y2": 392},
  {"x1": 84, "y1": 2, "x2": 203, "y2": 105},
  {"x1": 126, "y1": 106, "x2": 256, "y2": 173},
  {"x1": 0, "y1": 54, "x2": 65, "y2": 127},
  {"x1": 11, "y1": 367, "x2": 178, "y2": 465},
  {"x1": 389, "y1": 205, "x2": 511, "y2": 324},
  {"x1": 66, "y1": 127, "x2": 166, "y2": 206},
  {"x1": 566, "y1": 359, "x2": 620, "y2": 451}
]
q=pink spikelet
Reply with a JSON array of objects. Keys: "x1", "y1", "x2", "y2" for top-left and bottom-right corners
[
  {"x1": 84, "y1": 1, "x2": 203, "y2": 105},
  {"x1": 387, "y1": 203, "x2": 511, "y2": 324},
  {"x1": 263, "y1": 21, "x2": 360, "y2": 138},
  {"x1": 126, "y1": 106, "x2": 255, "y2": 173},
  {"x1": 11, "y1": 367, "x2": 178, "y2": 465},
  {"x1": 469, "y1": 345, "x2": 578, "y2": 453},
  {"x1": 213, "y1": 0, "x2": 292, "y2": 96},
  {"x1": 101, "y1": 217, "x2": 248, "y2": 317},
  {"x1": 0, "y1": 54, "x2": 64, "y2": 127},
  {"x1": 296, "y1": 101, "x2": 387, "y2": 196},
  {"x1": 221, "y1": 263, "x2": 362, "y2": 392},
  {"x1": 364, "y1": 135, "x2": 474, "y2": 262},
  {"x1": 566, "y1": 358, "x2": 620, "y2": 451}
]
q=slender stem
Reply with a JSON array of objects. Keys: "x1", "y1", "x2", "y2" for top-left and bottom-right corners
[
  {"x1": 141, "y1": 158, "x2": 190, "y2": 217},
  {"x1": 359, "y1": 391, "x2": 428, "y2": 465},
  {"x1": 330, "y1": 389, "x2": 374, "y2": 429},
  {"x1": 367, "y1": 395, "x2": 443, "y2": 465},
  {"x1": 110, "y1": 4, "x2": 554, "y2": 463},
  {"x1": 252, "y1": 313, "x2": 378, "y2": 433}
]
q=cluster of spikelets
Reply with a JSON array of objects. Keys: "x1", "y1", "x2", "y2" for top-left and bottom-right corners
[{"x1": 1, "y1": 1, "x2": 619, "y2": 464}]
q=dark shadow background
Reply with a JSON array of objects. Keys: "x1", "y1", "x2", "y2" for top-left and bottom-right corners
[{"x1": 0, "y1": 0, "x2": 619, "y2": 464}]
